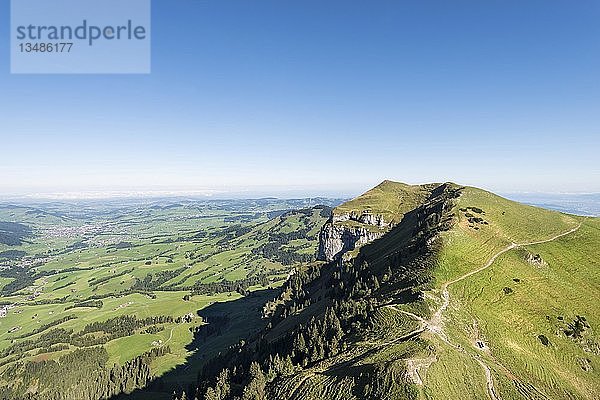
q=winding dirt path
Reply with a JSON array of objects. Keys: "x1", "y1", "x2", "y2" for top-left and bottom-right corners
[
  {"x1": 304, "y1": 221, "x2": 583, "y2": 399},
  {"x1": 413, "y1": 221, "x2": 583, "y2": 399},
  {"x1": 476, "y1": 358, "x2": 500, "y2": 400},
  {"x1": 433, "y1": 221, "x2": 583, "y2": 335},
  {"x1": 163, "y1": 327, "x2": 175, "y2": 344},
  {"x1": 429, "y1": 242, "x2": 517, "y2": 337}
]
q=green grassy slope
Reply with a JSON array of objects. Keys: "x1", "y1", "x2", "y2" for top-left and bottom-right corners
[
  {"x1": 334, "y1": 180, "x2": 438, "y2": 224},
  {"x1": 196, "y1": 182, "x2": 460, "y2": 399},
  {"x1": 435, "y1": 186, "x2": 581, "y2": 283},
  {"x1": 424, "y1": 187, "x2": 597, "y2": 400},
  {"x1": 195, "y1": 181, "x2": 599, "y2": 400},
  {"x1": 423, "y1": 188, "x2": 600, "y2": 399}
]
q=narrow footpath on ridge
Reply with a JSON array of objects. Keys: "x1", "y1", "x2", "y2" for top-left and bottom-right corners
[{"x1": 404, "y1": 221, "x2": 583, "y2": 399}]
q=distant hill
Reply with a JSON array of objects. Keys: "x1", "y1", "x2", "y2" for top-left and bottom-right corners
[
  {"x1": 192, "y1": 181, "x2": 600, "y2": 400},
  {"x1": 0, "y1": 221, "x2": 33, "y2": 246}
]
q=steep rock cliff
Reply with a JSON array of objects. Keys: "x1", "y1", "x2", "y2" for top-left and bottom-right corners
[
  {"x1": 317, "y1": 181, "x2": 457, "y2": 262},
  {"x1": 317, "y1": 219, "x2": 385, "y2": 262}
]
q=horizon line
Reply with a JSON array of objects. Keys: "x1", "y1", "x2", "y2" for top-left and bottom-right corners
[{"x1": 0, "y1": 186, "x2": 599, "y2": 201}]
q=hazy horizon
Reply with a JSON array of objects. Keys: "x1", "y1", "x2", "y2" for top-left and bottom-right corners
[
  {"x1": 1, "y1": 188, "x2": 598, "y2": 219},
  {"x1": 1, "y1": 182, "x2": 600, "y2": 201}
]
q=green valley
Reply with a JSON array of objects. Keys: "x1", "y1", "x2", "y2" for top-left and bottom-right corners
[
  {"x1": 0, "y1": 198, "x2": 341, "y2": 399},
  {"x1": 0, "y1": 182, "x2": 598, "y2": 400}
]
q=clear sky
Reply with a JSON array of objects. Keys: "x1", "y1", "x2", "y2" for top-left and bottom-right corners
[{"x1": 1, "y1": 0, "x2": 599, "y2": 197}]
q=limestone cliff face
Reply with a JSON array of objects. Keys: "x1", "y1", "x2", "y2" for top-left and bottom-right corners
[
  {"x1": 331, "y1": 211, "x2": 390, "y2": 228},
  {"x1": 317, "y1": 182, "x2": 460, "y2": 262},
  {"x1": 317, "y1": 212, "x2": 389, "y2": 262}
]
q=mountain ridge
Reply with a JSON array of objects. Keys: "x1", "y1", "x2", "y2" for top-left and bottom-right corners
[
  {"x1": 317, "y1": 181, "x2": 451, "y2": 262},
  {"x1": 192, "y1": 180, "x2": 599, "y2": 400}
]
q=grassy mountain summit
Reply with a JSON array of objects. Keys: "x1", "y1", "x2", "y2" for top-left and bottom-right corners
[
  {"x1": 196, "y1": 181, "x2": 599, "y2": 400},
  {"x1": 318, "y1": 181, "x2": 445, "y2": 262},
  {"x1": 333, "y1": 180, "x2": 438, "y2": 225}
]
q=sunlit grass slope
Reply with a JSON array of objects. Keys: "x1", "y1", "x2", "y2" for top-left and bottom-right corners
[
  {"x1": 334, "y1": 180, "x2": 438, "y2": 224},
  {"x1": 426, "y1": 187, "x2": 597, "y2": 399}
]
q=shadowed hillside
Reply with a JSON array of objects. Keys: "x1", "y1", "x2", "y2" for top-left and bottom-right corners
[{"x1": 186, "y1": 181, "x2": 599, "y2": 400}]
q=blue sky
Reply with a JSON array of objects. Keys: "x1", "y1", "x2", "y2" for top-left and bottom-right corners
[{"x1": 0, "y1": 0, "x2": 599, "y2": 197}]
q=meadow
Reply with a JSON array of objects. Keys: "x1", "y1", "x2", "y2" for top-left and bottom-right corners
[
  {"x1": 0, "y1": 197, "x2": 341, "y2": 398},
  {"x1": 424, "y1": 187, "x2": 598, "y2": 399}
]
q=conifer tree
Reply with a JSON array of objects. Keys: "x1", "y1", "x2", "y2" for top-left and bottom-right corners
[{"x1": 241, "y1": 362, "x2": 266, "y2": 400}]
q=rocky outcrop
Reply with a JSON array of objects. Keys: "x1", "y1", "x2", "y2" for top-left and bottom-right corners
[
  {"x1": 317, "y1": 183, "x2": 461, "y2": 262},
  {"x1": 317, "y1": 222, "x2": 385, "y2": 262},
  {"x1": 331, "y1": 211, "x2": 390, "y2": 228},
  {"x1": 318, "y1": 209, "x2": 393, "y2": 262},
  {"x1": 525, "y1": 252, "x2": 547, "y2": 267}
]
